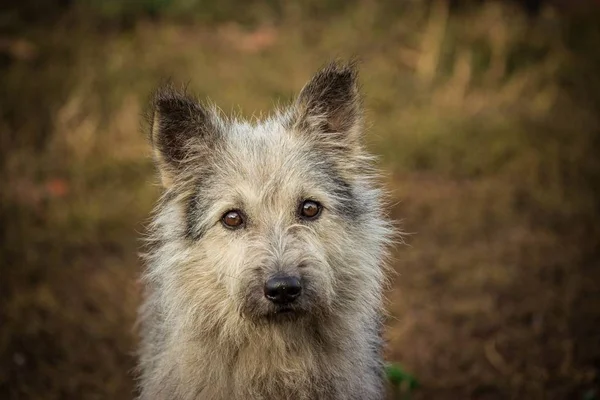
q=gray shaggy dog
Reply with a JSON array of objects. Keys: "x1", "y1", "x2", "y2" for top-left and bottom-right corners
[{"x1": 138, "y1": 62, "x2": 393, "y2": 400}]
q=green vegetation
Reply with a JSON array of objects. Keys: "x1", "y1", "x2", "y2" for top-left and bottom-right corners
[
  {"x1": 386, "y1": 363, "x2": 419, "y2": 399},
  {"x1": 1, "y1": 1, "x2": 599, "y2": 399}
]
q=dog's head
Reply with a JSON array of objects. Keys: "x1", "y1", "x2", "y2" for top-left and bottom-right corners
[{"x1": 148, "y1": 62, "x2": 391, "y2": 327}]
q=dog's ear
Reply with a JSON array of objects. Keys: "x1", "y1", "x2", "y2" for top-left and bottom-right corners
[
  {"x1": 294, "y1": 61, "x2": 362, "y2": 147},
  {"x1": 149, "y1": 85, "x2": 219, "y2": 188}
]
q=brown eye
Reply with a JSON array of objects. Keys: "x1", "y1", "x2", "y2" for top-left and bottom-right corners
[
  {"x1": 300, "y1": 200, "x2": 322, "y2": 220},
  {"x1": 222, "y1": 210, "x2": 244, "y2": 229}
]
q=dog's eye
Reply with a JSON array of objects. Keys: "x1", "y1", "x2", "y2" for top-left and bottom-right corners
[
  {"x1": 299, "y1": 200, "x2": 322, "y2": 220},
  {"x1": 221, "y1": 210, "x2": 244, "y2": 229}
]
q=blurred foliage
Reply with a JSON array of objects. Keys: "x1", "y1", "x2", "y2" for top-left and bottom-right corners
[{"x1": 386, "y1": 363, "x2": 420, "y2": 399}]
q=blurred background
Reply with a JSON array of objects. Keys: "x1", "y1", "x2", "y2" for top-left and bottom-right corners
[{"x1": 1, "y1": 0, "x2": 599, "y2": 399}]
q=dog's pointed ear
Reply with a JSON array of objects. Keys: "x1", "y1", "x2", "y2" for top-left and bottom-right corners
[
  {"x1": 149, "y1": 85, "x2": 218, "y2": 188},
  {"x1": 293, "y1": 61, "x2": 362, "y2": 146}
]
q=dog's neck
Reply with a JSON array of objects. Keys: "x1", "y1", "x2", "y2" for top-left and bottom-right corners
[{"x1": 155, "y1": 305, "x2": 367, "y2": 399}]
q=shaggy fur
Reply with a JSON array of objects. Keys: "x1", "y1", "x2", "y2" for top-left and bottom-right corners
[{"x1": 138, "y1": 62, "x2": 393, "y2": 400}]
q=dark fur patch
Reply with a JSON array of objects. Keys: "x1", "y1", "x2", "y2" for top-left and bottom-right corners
[
  {"x1": 328, "y1": 172, "x2": 359, "y2": 220},
  {"x1": 295, "y1": 61, "x2": 361, "y2": 134},
  {"x1": 308, "y1": 154, "x2": 360, "y2": 221},
  {"x1": 185, "y1": 173, "x2": 214, "y2": 240},
  {"x1": 151, "y1": 85, "x2": 219, "y2": 170}
]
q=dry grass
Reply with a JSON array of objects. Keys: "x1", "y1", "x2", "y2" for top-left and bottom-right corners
[{"x1": 1, "y1": 1, "x2": 599, "y2": 399}]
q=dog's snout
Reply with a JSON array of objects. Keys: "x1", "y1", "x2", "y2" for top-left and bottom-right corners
[{"x1": 264, "y1": 275, "x2": 302, "y2": 305}]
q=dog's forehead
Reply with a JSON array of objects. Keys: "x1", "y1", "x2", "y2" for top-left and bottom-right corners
[
  {"x1": 196, "y1": 118, "x2": 358, "y2": 219},
  {"x1": 220, "y1": 120, "x2": 316, "y2": 186}
]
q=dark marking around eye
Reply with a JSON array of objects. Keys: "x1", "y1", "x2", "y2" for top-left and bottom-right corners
[
  {"x1": 185, "y1": 174, "x2": 212, "y2": 241},
  {"x1": 311, "y1": 158, "x2": 359, "y2": 220},
  {"x1": 328, "y1": 173, "x2": 359, "y2": 219},
  {"x1": 186, "y1": 195, "x2": 208, "y2": 240}
]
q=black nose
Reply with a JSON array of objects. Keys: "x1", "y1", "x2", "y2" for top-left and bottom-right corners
[{"x1": 264, "y1": 276, "x2": 302, "y2": 305}]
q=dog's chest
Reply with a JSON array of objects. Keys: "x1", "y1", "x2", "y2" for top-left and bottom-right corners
[{"x1": 220, "y1": 335, "x2": 340, "y2": 400}]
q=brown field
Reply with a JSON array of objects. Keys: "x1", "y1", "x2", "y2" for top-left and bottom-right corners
[{"x1": 1, "y1": 1, "x2": 599, "y2": 399}]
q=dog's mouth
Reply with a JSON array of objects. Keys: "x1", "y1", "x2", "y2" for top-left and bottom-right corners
[{"x1": 265, "y1": 305, "x2": 304, "y2": 321}]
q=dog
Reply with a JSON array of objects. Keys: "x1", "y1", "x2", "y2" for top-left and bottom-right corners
[{"x1": 137, "y1": 61, "x2": 393, "y2": 400}]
